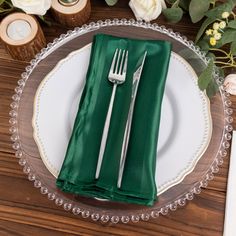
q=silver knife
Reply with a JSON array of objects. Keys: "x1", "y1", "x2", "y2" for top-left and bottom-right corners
[{"x1": 117, "y1": 51, "x2": 147, "y2": 188}]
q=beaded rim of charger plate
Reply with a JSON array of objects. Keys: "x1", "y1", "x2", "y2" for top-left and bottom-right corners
[{"x1": 9, "y1": 19, "x2": 233, "y2": 224}]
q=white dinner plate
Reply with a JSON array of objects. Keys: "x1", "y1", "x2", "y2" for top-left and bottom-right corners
[{"x1": 32, "y1": 44, "x2": 212, "y2": 196}]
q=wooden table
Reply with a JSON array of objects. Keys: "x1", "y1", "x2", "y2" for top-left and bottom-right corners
[{"x1": 0, "y1": 1, "x2": 235, "y2": 235}]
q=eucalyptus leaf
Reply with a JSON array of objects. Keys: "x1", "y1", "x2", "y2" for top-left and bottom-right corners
[
  {"x1": 0, "y1": 7, "x2": 5, "y2": 13},
  {"x1": 0, "y1": 7, "x2": 12, "y2": 13},
  {"x1": 189, "y1": 0, "x2": 210, "y2": 23},
  {"x1": 228, "y1": 20, "x2": 236, "y2": 29},
  {"x1": 206, "y1": 79, "x2": 219, "y2": 98},
  {"x1": 162, "y1": 7, "x2": 183, "y2": 23},
  {"x1": 206, "y1": 52, "x2": 216, "y2": 60},
  {"x1": 5, "y1": 0, "x2": 13, "y2": 7},
  {"x1": 205, "y1": 0, "x2": 234, "y2": 19},
  {"x1": 230, "y1": 41, "x2": 236, "y2": 55},
  {"x1": 197, "y1": 39, "x2": 210, "y2": 51},
  {"x1": 220, "y1": 28, "x2": 236, "y2": 45},
  {"x1": 172, "y1": 0, "x2": 180, "y2": 8},
  {"x1": 195, "y1": 17, "x2": 215, "y2": 42},
  {"x1": 179, "y1": 0, "x2": 190, "y2": 11},
  {"x1": 217, "y1": 67, "x2": 225, "y2": 78},
  {"x1": 198, "y1": 60, "x2": 214, "y2": 91},
  {"x1": 105, "y1": 0, "x2": 118, "y2": 6}
]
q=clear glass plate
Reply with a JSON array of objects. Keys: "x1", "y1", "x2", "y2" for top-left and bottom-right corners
[{"x1": 10, "y1": 19, "x2": 233, "y2": 224}]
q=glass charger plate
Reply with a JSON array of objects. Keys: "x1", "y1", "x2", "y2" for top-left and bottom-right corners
[{"x1": 10, "y1": 19, "x2": 233, "y2": 224}]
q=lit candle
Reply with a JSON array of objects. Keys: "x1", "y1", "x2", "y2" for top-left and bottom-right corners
[
  {"x1": 0, "y1": 13, "x2": 46, "y2": 61},
  {"x1": 7, "y1": 20, "x2": 32, "y2": 41}
]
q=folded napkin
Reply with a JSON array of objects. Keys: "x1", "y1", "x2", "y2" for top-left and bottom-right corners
[{"x1": 56, "y1": 34, "x2": 171, "y2": 206}]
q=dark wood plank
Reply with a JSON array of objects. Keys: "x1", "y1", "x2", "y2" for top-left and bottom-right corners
[{"x1": 0, "y1": 0, "x2": 235, "y2": 235}]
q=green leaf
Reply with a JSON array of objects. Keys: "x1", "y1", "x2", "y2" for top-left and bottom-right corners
[
  {"x1": 162, "y1": 7, "x2": 183, "y2": 23},
  {"x1": 206, "y1": 79, "x2": 219, "y2": 98},
  {"x1": 217, "y1": 67, "x2": 225, "y2": 78},
  {"x1": 197, "y1": 39, "x2": 210, "y2": 51},
  {"x1": 5, "y1": 0, "x2": 13, "y2": 7},
  {"x1": 206, "y1": 52, "x2": 216, "y2": 60},
  {"x1": 220, "y1": 28, "x2": 236, "y2": 45},
  {"x1": 0, "y1": 0, "x2": 5, "y2": 6},
  {"x1": 179, "y1": 0, "x2": 190, "y2": 11},
  {"x1": 195, "y1": 17, "x2": 215, "y2": 42},
  {"x1": 228, "y1": 20, "x2": 236, "y2": 29},
  {"x1": 198, "y1": 60, "x2": 214, "y2": 91},
  {"x1": 105, "y1": 0, "x2": 118, "y2": 6},
  {"x1": 230, "y1": 0, "x2": 236, "y2": 7},
  {"x1": 189, "y1": 0, "x2": 210, "y2": 23},
  {"x1": 205, "y1": 1, "x2": 234, "y2": 19},
  {"x1": 172, "y1": 0, "x2": 180, "y2": 8},
  {"x1": 230, "y1": 41, "x2": 236, "y2": 55},
  {"x1": 0, "y1": 7, "x2": 12, "y2": 13}
]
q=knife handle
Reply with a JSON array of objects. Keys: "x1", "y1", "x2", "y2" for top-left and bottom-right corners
[
  {"x1": 117, "y1": 96, "x2": 136, "y2": 188},
  {"x1": 117, "y1": 52, "x2": 147, "y2": 188}
]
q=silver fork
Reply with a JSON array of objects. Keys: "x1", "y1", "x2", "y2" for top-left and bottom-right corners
[{"x1": 95, "y1": 48, "x2": 128, "y2": 179}]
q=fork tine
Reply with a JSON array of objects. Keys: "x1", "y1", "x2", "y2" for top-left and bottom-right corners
[
  {"x1": 115, "y1": 49, "x2": 122, "y2": 74},
  {"x1": 118, "y1": 50, "x2": 126, "y2": 75},
  {"x1": 122, "y1": 50, "x2": 128, "y2": 75},
  {"x1": 109, "y1": 49, "x2": 118, "y2": 75}
]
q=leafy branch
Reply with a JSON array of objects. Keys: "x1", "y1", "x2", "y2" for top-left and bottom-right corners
[
  {"x1": 0, "y1": 0, "x2": 14, "y2": 15},
  {"x1": 163, "y1": 0, "x2": 236, "y2": 97}
]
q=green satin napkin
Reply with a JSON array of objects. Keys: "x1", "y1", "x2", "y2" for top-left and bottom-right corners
[{"x1": 56, "y1": 34, "x2": 171, "y2": 206}]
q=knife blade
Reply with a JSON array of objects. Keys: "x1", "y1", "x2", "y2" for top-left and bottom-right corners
[{"x1": 117, "y1": 51, "x2": 147, "y2": 188}]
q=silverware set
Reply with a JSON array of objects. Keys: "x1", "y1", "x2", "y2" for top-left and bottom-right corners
[{"x1": 95, "y1": 48, "x2": 147, "y2": 188}]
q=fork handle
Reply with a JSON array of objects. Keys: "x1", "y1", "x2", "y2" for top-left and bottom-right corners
[{"x1": 95, "y1": 83, "x2": 117, "y2": 179}]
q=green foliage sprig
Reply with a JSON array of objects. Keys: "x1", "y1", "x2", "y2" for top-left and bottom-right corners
[
  {"x1": 0, "y1": 0, "x2": 13, "y2": 15},
  {"x1": 164, "y1": 0, "x2": 236, "y2": 97}
]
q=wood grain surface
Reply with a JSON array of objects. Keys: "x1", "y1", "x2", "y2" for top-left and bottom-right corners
[{"x1": 0, "y1": 1, "x2": 236, "y2": 235}]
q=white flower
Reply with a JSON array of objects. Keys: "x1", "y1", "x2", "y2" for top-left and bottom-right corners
[
  {"x1": 219, "y1": 21, "x2": 226, "y2": 29},
  {"x1": 11, "y1": 0, "x2": 51, "y2": 16},
  {"x1": 214, "y1": 32, "x2": 221, "y2": 40},
  {"x1": 213, "y1": 22, "x2": 220, "y2": 30},
  {"x1": 222, "y1": 11, "x2": 230, "y2": 19},
  {"x1": 213, "y1": 29, "x2": 218, "y2": 35},
  {"x1": 129, "y1": 0, "x2": 166, "y2": 22},
  {"x1": 224, "y1": 74, "x2": 236, "y2": 95},
  {"x1": 206, "y1": 29, "x2": 213, "y2": 36}
]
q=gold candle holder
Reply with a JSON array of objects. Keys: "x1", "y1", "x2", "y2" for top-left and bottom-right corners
[
  {"x1": 0, "y1": 13, "x2": 46, "y2": 61},
  {"x1": 51, "y1": 0, "x2": 91, "y2": 28}
]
